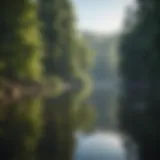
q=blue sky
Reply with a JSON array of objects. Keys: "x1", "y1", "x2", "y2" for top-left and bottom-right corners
[{"x1": 73, "y1": 0, "x2": 134, "y2": 34}]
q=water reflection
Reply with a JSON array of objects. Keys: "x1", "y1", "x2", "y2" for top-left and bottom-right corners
[
  {"x1": 0, "y1": 98, "x2": 43, "y2": 160},
  {"x1": 74, "y1": 132, "x2": 126, "y2": 160},
  {"x1": 0, "y1": 89, "x2": 97, "y2": 160},
  {"x1": 37, "y1": 92, "x2": 75, "y2": 160},
  {"x1": 0, "y1": 88, "x2": 126, "y2": 160}
]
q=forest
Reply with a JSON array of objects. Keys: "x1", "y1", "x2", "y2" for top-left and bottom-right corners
[
  {"x1": 0, "y1": 0, "x2": 160, "y2": 160},
  {"x1": 118, "y1": 0, "x2": 160, "y2": 159},
  {"x1": 0, "y1": 1, "x2": 96, "y2": 160},
  {"x1": 0, "y1": 0, "x2": 93, "y2": 103}
]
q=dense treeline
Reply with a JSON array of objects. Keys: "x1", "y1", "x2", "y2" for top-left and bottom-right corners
[
  {"x1": 0, "y1": 1, "x2": 95, "y2": 160},
  {"x1": 39, "y1": 0, "x2": 76, "y2": 80},
  {"x1": 0, "y1": 0, "x2": 93, "y2": 92},
  {"x1": 0, "y1": 0, "x2": 42, "y2": 81},
  {"x1": 119, "y1": 0, "x2": 160, "y2": 159},
  {"x1": 38, "y1": 0, "x2": 93, "y2": 85},
  {"x1": 0, "y1": 0, "x2": 94, "y2": 159}
]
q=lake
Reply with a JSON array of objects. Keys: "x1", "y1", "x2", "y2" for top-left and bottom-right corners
[{"x1": 0, "y1": 86, "x2": 131, "y2": 160}]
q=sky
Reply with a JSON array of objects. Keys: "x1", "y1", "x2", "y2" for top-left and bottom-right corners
[{"x1": 73, "y1": 0, "x2": 134, "y2": 34}]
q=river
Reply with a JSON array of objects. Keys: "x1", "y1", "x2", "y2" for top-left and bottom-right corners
[{"x1": 0, "y1": 84, "x2": 133, "y2": 160}]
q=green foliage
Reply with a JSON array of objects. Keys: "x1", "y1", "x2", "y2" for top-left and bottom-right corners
[
  {"x1": 119, "y1": 0, "x2": 160, "y2": 159},
  {"x1": 0, "y1": 0, "x2": 42, "y2": 81},
  {"x1": 39, "y1": 0, "x2": 93, "y2": 86},
  {"x1": 0, "y1": 0, "x2": 94, "y2": 96},
  {"x1": 0, "y1": 1, "x2": 95, "y2": 159},
  {"x1": 39, "y1": 0, "x2": 76, "y2": 80}
]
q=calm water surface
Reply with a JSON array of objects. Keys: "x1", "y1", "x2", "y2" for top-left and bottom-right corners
[
  {"x1": 0, "y1": 87, "x2": 127, "y2": 160},
  {"x1": 74, "y1": 132, "x2": 126, "y2": 160}
]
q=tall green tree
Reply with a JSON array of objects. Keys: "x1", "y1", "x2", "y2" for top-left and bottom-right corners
[
  {"x1": 39, "y1": 0, "x2": 94, "y2": 85},
  {"x1": 119, "y1": 0, "x2": 160, "y2": 159},
  {"x1": 0, "y1": 0, "x2": 42, "y2": 81},
  {"x1": 39, "y1": 0, "x2": 77, "y2": 80}
]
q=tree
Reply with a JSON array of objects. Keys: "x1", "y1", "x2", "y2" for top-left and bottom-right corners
[
  {"x1": 39, "y1": 0, "x2": 94, "y2": 85},
  {"x1": 39, "y1": 0, "x2": 77, "y2": 80},
  {"x1": 118, "y1": 0, "x2": 160, "y2": 159},
  {"x1": 0, "y1": 0, "x2": 42, "y2": 81}
]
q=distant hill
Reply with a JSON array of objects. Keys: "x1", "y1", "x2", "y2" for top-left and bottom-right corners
[{"x1": 82, "y1": 31, "x2": 120, "y2": 129}]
